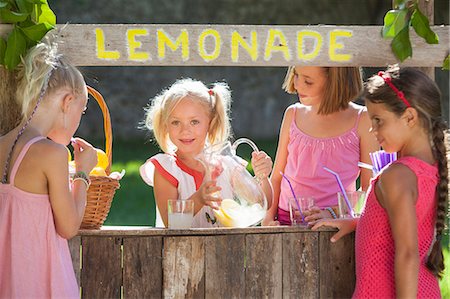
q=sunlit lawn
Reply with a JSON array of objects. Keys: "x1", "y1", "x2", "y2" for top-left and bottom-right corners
[{"x1": 104, "y1": 138, "x2": 449, "y2": 294}]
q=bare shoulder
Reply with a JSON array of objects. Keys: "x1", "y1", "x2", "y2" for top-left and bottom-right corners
[
  {"x1": 377, "y1": 163, "x2": 417, "y2": 204},
  {"x1": 30, "y1": 139, "x2": 68, "y2": 169}
]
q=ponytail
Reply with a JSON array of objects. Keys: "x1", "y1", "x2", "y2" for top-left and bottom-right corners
[
  {"x1": 426, "y1": 119, "x2": 449, "y2": 278},
  {"x1": 207, "y1": 82, "x2": 232, "y2": 145}
]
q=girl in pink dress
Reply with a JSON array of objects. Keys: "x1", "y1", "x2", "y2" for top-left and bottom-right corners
[
  {"x1": 263, "y1": 67, "x2": 379, "y2": 225},
  {"x1": 0, "y1": 34, "x2": 97, "y2": 298},
  {"x1": 313, "y1": 65, "x2": 445, "y2": 298}
]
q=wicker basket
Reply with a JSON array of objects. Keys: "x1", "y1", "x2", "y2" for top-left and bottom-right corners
[{"x1": 80, "y1": 86, "x2": 120, "y2": 229}]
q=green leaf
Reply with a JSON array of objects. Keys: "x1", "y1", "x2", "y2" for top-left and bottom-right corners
[
  {"x1": 411, "y1": 8, "x2": 439, "y2": 44},
  {"x1": 0, "y1": 2, "x2": 9, "y2": 9},
  {"x1": 4, "y1": 27, "x2": 27, "y2": 70},
  {"x1": 443, "y1": 55, "x2": 450, "y2": 71},
  {"x1": 0, "y1": 8, "x2": 29, "y2": 23},
  {"x1": 33, "y1": 2, "x2": 55, "y2": 26},
  {"x1": 391, "y1": 25, "x2": 412, "y2": 62},
  {"x1": 26, "y1": 0, "x2": 46, "y2": 4},
  {"x1": 0, "y1": 37, "x2": 6, "y2": 65},
  {"x1": 382, "y1": 10, "x2": 407, "y2": 38},
  {"x1": 16, "y1": 0, "x2": 33, "y2": 13},
  {"x1": 19, "y1": 22, "x2": 52, "y2": 41}
]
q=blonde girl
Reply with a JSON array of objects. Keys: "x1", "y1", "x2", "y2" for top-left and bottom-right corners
[
  {"x1": 0, "y1": 34, "x2": 97, "y2": 298},
  {"x1": 140, "y1": 78, "x2": 272, "y2": 227},
  {"x1": 263, "y1": 66, "x2": 379, "y2": 225}
]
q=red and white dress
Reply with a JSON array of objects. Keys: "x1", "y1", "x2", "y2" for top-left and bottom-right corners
[{"x1": 140, "y1": 153, "x2": 233, "y2": 227}]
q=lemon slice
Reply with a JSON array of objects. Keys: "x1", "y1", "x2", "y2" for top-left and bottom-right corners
[
  {"x1": 213, "y1": 209, "x2": 234, "y2": 227},
  {"x1": 220, "y1": 199, "x2": 241, "y2": 219}
]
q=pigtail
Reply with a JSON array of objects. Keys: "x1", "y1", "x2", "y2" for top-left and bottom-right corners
[
  {"x1": 426, "y1": 119, "x2": 449, "y2": 278},
  {"x1": 144, "y1": 93, "x2": 170, "y2": 153},
  {"x1": 207, "y1": 82, "x2": 232, "y2": 145}
]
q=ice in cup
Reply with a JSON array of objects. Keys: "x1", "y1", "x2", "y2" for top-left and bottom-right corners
[
  {"x1": 337, "y1": 191, "x2": 366, "y2": 218},
  {"x1": 167, "y1": 199, "x2": 194, "y2": 229},
  {"x1": 288, "y1": 197, "x2": 314, "y2": 226}
]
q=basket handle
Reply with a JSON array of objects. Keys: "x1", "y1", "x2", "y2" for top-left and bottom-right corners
[{"x1": 87, "y1": 86, "x2": 113, "y2": 174}]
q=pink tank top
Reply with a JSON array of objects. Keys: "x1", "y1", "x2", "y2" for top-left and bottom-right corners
[
  {"x1": 0, "y1": 137, "x2": 79, "y2": 298},
  {"x1": 278, "y1": 105, "x2": 362, "y2": 211},
  {"x1": 354, "y1": 156, "x2": 441, "y2": 298}
]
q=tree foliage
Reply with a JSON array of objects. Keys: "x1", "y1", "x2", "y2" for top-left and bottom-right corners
[{"x1": 0, "y1": 0, "x2": 55, "y2": 70}]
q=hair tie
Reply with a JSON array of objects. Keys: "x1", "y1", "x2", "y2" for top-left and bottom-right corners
[
  {"x1": 377, "y1": 71, "x2": 411, "y2": 107},
  {"x1": 208, "y1": 89, "x2": 214, "y2": 96}
]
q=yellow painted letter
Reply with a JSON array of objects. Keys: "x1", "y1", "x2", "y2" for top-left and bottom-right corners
[
  {"x1": 95, "y1": 28, "x2": 120, "y2": 60},
  {"x1": 329, "y1": 30, "x2": 352, "y2": 62},
  {"x1": 157, "y1": 29, "x2": 189, "y2": 61},
  {"x1": 231, "y1": 31, "x2": 258, "y2": 62},
  {"x1": 127, "y1": 29, "x2": 150, "y2": 61},
  {"x1": 297, "y1": 31, "x2": 323, "y2": 61},
  {"x1": 264, "y1": 29, "x2": 291, "y2": 61},
  {"x1": 198, "y1": 29, "x2": 221, "y2": 62}
]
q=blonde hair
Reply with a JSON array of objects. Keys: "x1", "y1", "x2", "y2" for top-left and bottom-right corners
[
  {"x1": 282, "y1": 66, "x2": 363, "y2": 115},
  {"x1": 14, "y1": 32, "x2": 85, "y2": 118},
  {"x1": 144, "y1": 78, "x2": 232, "y2": 153}
]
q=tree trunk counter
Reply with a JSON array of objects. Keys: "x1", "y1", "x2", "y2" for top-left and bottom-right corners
[{"x1": 69, "y1": 226, "x2": 355, "y2": 298}]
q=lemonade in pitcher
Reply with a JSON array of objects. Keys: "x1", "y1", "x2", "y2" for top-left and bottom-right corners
[{"x1": 197, "y1": 138, "x2": 268, "y2": 227}]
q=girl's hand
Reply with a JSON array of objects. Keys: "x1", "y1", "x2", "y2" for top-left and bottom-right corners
[
  {"x1": 71, "y1": 138, "x2": 97, "y2": 174},
  {"x1": 251, "y1": 151, "x2": 273, "y2": 180},
  {"x1": 197, "y1": 180, "x2": 222, "y2": 209},
  {"x1": 311, "y1": 218, "x2": 358, "y2": 242},
  {"x1": 304, "y1": 206, "x2": 333, "y2": 223}
]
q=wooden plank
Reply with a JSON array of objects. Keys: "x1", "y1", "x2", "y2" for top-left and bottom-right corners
[
  {"x1": 68, "y1": 236, "x2": 81, "y2": 287},
  {"x1": 245, "y1": 233, "x2": 282, "y2": 298},
  {"x1": 81, "y1": 236, "x2": 122, "y2": 299},
  {"x1": 1, "y1": 24, "x2": 446, "y2": 67},
  {"x1": 163, "y1": 236, "x2": 205, "y2": 299},
  {"x1": 123, "y1": 236, "x2": 163, "y2": 299},
  {"x1": 319, "y1": 232, "x2": 356, "y2": 299},
  {"x1": 204, "y1": 235, "x2": 246, "y2": 299},
  {"x1": 75, "y1": 225, "x2": 336, "y2": 236},
  {"x1": 282, "y1": 232, "x2": 319, "y2": 299}
]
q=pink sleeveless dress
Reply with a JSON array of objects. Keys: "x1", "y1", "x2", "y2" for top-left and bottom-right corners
[
  {"x1": 277, "y1": 104, "x2": 363, "y2": 224},
  {"x1": 354, "y1": 156, "x2": 441, "y2": 298},
  {"x1": 0, "y1": 137, "x2": 79, "y2": 298}
]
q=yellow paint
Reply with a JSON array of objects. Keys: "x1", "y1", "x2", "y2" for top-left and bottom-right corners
[
  {"x1": 198, "y1": 29, "x2": 221, "y2": 62},
  {"x1": 297, "y1": 31, "x2": 323, "y2": 61},
  {"x1": 157, "y1": 29, "x2": 189, "y2": 61},
  {"x1": 231, "y1": 31, "x2": 258, "y2": 62},
  {"x1": 95, "y1": 28, "x2": 120, "y2": 60},
  {"x1": 264, "y1": 29, "x2": 291, "y2": 61},
  {"x1": 329, "y1": 30, "x2": 352, "y2": 62},
  {"x1": 127, "y1": 29, "x2": 150, "y2": 61}
]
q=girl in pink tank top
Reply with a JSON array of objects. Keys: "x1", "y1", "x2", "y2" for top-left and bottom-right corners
[
  {"x1": 313, "y1": 66, "x2": 446, "y2": 298},
  {"x1": 263, "y1": 66, "x2": 379, "y2": 225},
  {"x1": 0, "y1": 34, "x2": 97, "y2": 298}
]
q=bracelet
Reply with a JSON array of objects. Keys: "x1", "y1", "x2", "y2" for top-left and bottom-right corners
[
  {"x1": 325, "y1": 207, "x2": 338, "y2": 219},
  {"x1": 72, "y1": 177, "x2": 90, "y2": 190},
  {"x1": 72, "y1": 171, "x2": 91, "y2": 190}
]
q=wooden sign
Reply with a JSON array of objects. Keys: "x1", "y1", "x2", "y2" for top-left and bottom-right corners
[{"x1": 0, "y1": 24, "x2": 448, "y2": 67}]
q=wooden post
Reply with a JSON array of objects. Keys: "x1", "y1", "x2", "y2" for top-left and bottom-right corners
[
  {"x1": 0, "y1": 19, "x2": 21, "y2": 135},
  {"x1": 0, "y1": 67, "x2": 21, "y2": 135}
]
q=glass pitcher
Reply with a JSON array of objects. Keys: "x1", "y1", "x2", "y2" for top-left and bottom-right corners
[{"x1": 196, "y1": 138, "x2": 268, "y2": 228}]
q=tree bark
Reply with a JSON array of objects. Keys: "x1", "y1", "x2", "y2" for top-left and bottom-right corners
[{"x1": 0, "y1": 67, "x2": 21, "y2": 135}]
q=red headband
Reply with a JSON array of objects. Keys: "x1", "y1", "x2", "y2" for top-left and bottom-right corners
[{"x1": 377, "y1": 71, "x2": 411, "y2": 107}]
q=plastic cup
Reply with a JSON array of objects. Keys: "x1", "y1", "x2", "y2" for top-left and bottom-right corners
[
  {"x1": 167, "y1": 199, "x2": 194, "y2": 229},
  {"x1": 288, "y1": 197, "x2": 314, "y2": 226},
  {"x1": 337, "y1": 191, "x2": 366, "y2": 218}
]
